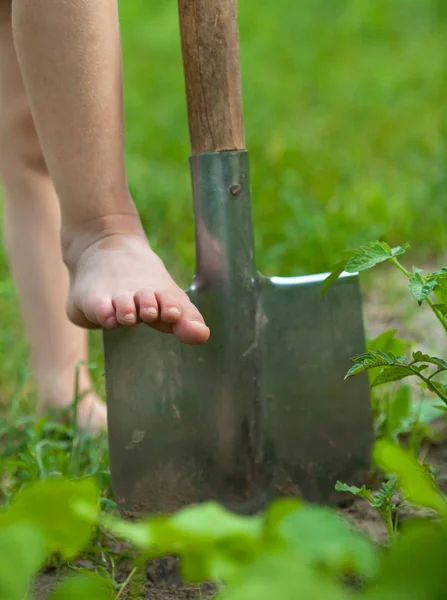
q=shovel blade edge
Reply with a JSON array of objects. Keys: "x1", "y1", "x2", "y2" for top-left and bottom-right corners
[{"x1": 103, "y1": 272, "x2": 373, "y2": 517}]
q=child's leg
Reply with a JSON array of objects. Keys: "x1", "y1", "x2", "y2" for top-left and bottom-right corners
[
  {"x1": 11, "y1": 0, "x2": 210, "y2": 345},
  {"x1": 0, "y1": 1, "x2": 106, "y2": 432}
]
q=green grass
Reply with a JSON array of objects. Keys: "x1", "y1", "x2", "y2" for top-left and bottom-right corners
[{"x1": 2, "y1": 0, "x2": 447, "y2": 405}]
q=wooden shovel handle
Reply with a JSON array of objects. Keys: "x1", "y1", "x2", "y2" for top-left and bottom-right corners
[{"x1": 178, "y1": 0, "x2": 245, "y2": 155}]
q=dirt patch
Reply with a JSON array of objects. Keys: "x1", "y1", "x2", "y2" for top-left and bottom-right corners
[
  {"x1": 32, "y1": 436, "x2": 447, "y2": 600},
  {"x1": 33, "y1": 557, "x2": 216, "y2": 600}
]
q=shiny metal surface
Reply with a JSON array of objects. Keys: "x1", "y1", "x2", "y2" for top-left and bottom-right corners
[{"x1": 103, "y1": 150, "x2": 373, "y2": 516}]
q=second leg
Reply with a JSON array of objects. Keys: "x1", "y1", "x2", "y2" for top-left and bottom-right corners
[{"x1": 0, "y1": 0, "x2": 106, "y2": 432}]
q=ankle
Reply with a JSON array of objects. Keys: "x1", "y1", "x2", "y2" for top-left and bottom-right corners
[{"x1": 61, "y1": 211, "x2": 146, "y2": 269}]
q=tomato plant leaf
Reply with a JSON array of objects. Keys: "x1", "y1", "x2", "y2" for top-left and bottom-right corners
[
  {"x1": 367, "y1": 329, "x2": 407, "y2": 356},
  {"x1": 345, "y1": 242, "x2": 391, "y2": 273},
  {"x1": 335, "y1": 482, "x2": 372, "y2": 500},
  {"x1": 388, "y1": 386, "x2": 411, "y2": 434},
  {"x1": 345, "y1": 351, "x2": 405, "y2": 379},
  {"x1": 426, "y1": 267, "x2": 447, "y2": 280},
  {"x1": 321, "y1": 242, "x2": 408, "y2": 296},
  {"x1": 371, "y1": 365, "x2": 414, "y2": 388},
  {"x1": 374, "y1": 440, "x2": 447, "y2": 516},
  {"x1": 320, "y1": 260, "x2": 346, "y2": 298},
  {"x1": 320, "y1": 249, "x2": 358, "y2": 298},
  {"x1": 366, "y1": 330, "x2": 409, "y2": 386},
  {"x1": 435, "y1": 276, "x2": 447, "y2": 304},
  {"x1": 408, "y1": 273, "x2": 437, "y2": 305},
  {"x1": 412, "y1": 352, "x2": 447, "y2": 371}
]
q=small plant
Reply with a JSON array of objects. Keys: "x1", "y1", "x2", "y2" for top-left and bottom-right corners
[
  {"x1": 335, "y1": 478, "x2": 400, "y2": 540},
  {"x1": 328, "y1": 241, "x2": 447, "y2": 534},
  {"x1": 324, "y1": 241, "x2": 447, "y2": 427}
]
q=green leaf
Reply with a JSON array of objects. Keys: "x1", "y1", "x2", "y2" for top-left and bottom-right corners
[
  {"x1": 435, "y1": 276, "x2": 447, "y2": 304},
  {"x1": 321, "y1": 242, "x2": 408, "y2": 295},
  {"x1": 334, "y1": 482, "x2": 372, "y2": 501},
  {"x1": 0, "y1": 478, "x2": 100, "y2": 560},
  {"x1": 365, "y1": 521, "x2": 447, "y2": 600},
  {"x1": 433, "y1": 304, "x2": 447, "y2": 315},
  {"x1": 263, "y1": 498, "x2": 302, "y2": 545},
  {"x1": 320, "y1": 249, "x2": 357, "y2": 298},
  {"x1": 426, "y1": 270, "x2": 447, "y2": 304},
  {"x1": 320, "y1": 260, "x2": 346, "y2": 298},
  {"x1": 371, "y1": 365, "x2": 414, "y2": 388},
  {"x1": 48, "y1": 572, "x2": 114, "y2": 600},
  {"x1": 431, "y1": 381, "x2": 447, "y2": 398},
  {"x1": 426, "y1": 267, "x2": 447, "y2": 281},
  {"x1": 390, "y1": 243, "x2": 410, "y2": 257},
  {"x1": 0, "y1": 524, "x2": 46, "y2": 600},
  {"x1": 412, "y1": 350, "x2": 429, "y2": 362},
  {"x1": 412, "y1": 352, "x2": 447, "y2": 371},
  {"x1": 367, "y1": 329, "x2": 407, "y2": 356},
  {"x1": 100, "y1": 502, "x2": 264, "y2": 583},
  {"x1": 373, "y1": 440, "x2": 447, "y2": 516},
  {"x1": 277, "y1": 505, "x2": 379, "y2": 580},
  {"x1": 345, "y1": 241, "x2": 392, "y2": 273},
  {"x1": 218, "y1": 550, "x2": 348, "y2": 600},
  {"x1": 345, "y1": 351, "x2": 404, "y2": 380},
  {"x1": 409, "y1": 272, "x2": 437, "y2": 305},
  {"x1": 388, "y1": 386, "x2": 411, "y2": 434},
  {"x1": 367, "y1": 330, "x2": 409, "y2": 386}
]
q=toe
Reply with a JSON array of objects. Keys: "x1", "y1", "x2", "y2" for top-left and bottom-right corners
[
  {"x1": 135, "y1": 289, "x2": 159, "y2": 324},
  {"x1": 94, "y1": 296, "x2": 118, "y2": 329},
  {"x1": 113, "y1": 292, "x2": 138, "y2": 327},
  {"x1": 156, "y1": 291, "x2": 182, "y2": 324},
  {"x1": 172, "y1": 303, "x2": 210, "y2": 345}
]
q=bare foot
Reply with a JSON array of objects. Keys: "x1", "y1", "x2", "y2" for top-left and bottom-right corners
[
  {"x1": 63, "y1": 217, "x2": 210, "y2": 345},
  {"x1": 39, "y1": 393, "x2": 107, "y2": 434},
  {"x1": 38, "y1": 370, "x2": 107, "y2": 434}
]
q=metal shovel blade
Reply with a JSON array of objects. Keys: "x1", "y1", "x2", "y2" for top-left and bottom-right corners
[{"x1": 104, "y1": 151, "x2": 373, "y2": 517}]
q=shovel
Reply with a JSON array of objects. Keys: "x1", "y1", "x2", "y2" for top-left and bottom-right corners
[{"x1": 103, "y1": 0, "x2": 373, "y2": 517}]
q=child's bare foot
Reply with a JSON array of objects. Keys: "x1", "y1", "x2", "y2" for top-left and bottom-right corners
[
  {"x1": 38, "y1": 369, "x2": 107, "y2": 434},
  {"x1": 63, "y1": 216, "x2": 210, "y2": 345}
]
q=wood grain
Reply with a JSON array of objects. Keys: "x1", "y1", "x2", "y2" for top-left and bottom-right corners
[{"x1": 178, "y1": 0, "x2": 245, "y2": 154}]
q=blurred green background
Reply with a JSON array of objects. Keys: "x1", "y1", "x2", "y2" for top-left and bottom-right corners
[{"x1": 1, "y1": 0, "x2": 447, "y2": 404}]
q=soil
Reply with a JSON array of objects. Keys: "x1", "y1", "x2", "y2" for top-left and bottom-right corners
[
  {"x1": 32, "y1": 264, "x2": 447, "y2": 599},
  {"x1": 32, "y1": 433, "x2": 447, "y2": 600}
]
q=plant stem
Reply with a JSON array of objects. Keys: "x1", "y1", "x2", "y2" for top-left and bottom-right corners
[
  {"x1": 410, "y1": 367, "x2": 447, "y2": 405},
  {"x1": 391, "y1": 258, "x2": 447, "y2": 335},
  {"x1": 380, "y1": 510, "x2": 395, "y2": 541},
  {"x1": 116, "y1": 567, "x2": 137, "y2": 600},
  {"x1": 429, "y1": 369, "x2": 444, "y2": 380},
  {"x1": 391, "y1": 258, "x2": 411, "y2": 278},
  {"x1": 426, "y1": 297, "x2": 447, "y2": 335}
]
